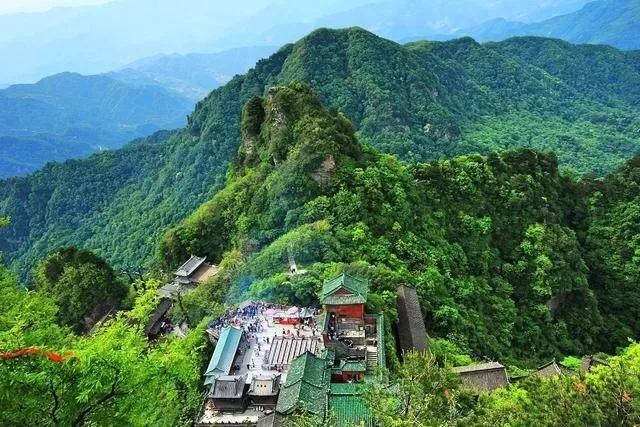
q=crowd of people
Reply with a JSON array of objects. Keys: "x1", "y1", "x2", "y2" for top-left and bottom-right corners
[{"x1": 206, "y1": 301, "x2": 268, "y2": 331}]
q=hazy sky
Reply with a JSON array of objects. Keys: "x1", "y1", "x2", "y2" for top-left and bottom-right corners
[{"x1": 0, "y1": 0, "x2": 110, "y2": 14}]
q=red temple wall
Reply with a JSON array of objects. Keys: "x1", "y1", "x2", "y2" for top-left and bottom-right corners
[{"x1": 326, "y1": 304, "x2": 364, "y2": 318}]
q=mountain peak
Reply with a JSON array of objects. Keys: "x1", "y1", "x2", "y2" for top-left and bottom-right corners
[
  {"x1": 237, "y1": 82, "x2": 361, "y2": 179},
  {"x1": 160, "y1": 82, "x2": 364, "y2": 267}
]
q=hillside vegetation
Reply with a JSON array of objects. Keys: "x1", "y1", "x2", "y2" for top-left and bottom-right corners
[
  {"x1": 160, "y1": 83, "x2": 640, "y2": 363},
  {"x1": 1, "y1": 28, "x2": 639, "y2": 280},
  {"x1": 1, "y1": 83, "x2": 639, "y2": 426}
]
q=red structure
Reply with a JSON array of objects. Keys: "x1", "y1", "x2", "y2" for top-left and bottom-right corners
[
  {"x1": 1, "y1": 347, "x2": 74, "y2": 363},
  {"x1": 320, "y1": 274, "x2": 369, "y2": 346}
]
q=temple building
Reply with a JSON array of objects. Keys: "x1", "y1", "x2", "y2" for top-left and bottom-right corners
[
  {"x1": 248, "y1": 375, "x2": 281, "y2": 410},
  {"x1": 534, "y1": 360, "x2": 571, "y2": 378},
  {"x1": 204, "y1": 326, "x2": 248, "y2": 386},
  {"x1": 197, "y1": 273, "x2": 386, "y2": 426},
  {"x1": 452, "y1": 361, "x2": 509, "y2": 392},
  {"x1": 580, "y1": 355, "x2": 609, "y2": 372},
  {"x1": 207, "y1": 374, "x2": 248, "y2": 412},
  {"x1": 321, "y1": 273, "x2": 368, "y2": 319},
  {"x1": 159, "y1": 255, "x2": 219, "y2": 297},
  {"x1": 275, "y1": 351, "x2": 330, "y2": 417}
]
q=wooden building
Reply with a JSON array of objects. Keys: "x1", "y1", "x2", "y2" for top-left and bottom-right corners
[
  {"x1": 395, "y1": 284, "x2": 429, "y2": 353},
  {"x1": 320, "y1": 274, "x2": 368, "y2": 319},
  {"x1": 275, "y1": 351, "x2": 330, "y2": 417},
  {"x1": 174, "y1": 255, "x2": 219, "y2": 287},
  {"x1": 204, "y1": 326, "x2": 247, "y2": 385},
  {"x1": 453, "y1": 361, "x2": 508, "y2": 392},
  {"x1": 534, "y1": 359, "x2": 576, "y2": 378},
  {"x1": 145, "y1": 297, "x2": 173, "y2": 339},
  {"x1": 580, "y1": 355, "x2": 609, "y2": 372},
  {"x1": 331, "y1": 359, "x2": 367, "y2": 383}
]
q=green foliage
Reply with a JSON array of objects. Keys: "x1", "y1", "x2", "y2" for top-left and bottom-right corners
[
  {"x1": 155, "y1": 85, "x2": 640, "y2": 365},
  {"x1": 33, "y1": 247, "x2": 128, "y2": 333},
  {"x1": 464, "y1": 342, "x2": 640, "y2": 426},
  {"x1": 362, "y1": 343, "x2": 640, "y2": 426},
  {"x1": 561, "y1": 355, "x2": 582, "y2": 371},
  {"x1": 3, "y1": 27, "x2": 640, "y2": 285},
  {"x1": 429, "y1": 339, "x2": 474, "y2": 366},
  {"x1": 0, "y1": 272, "x2": 210, "y2": 426},
  {"x1": 362, "y1": 351, "x2": 472, "y2": 426}
]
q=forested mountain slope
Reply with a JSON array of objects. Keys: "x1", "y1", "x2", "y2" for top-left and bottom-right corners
[
  {"x1": 1, "y1": 27, "x2": 639, "y2": 280},
  {"x1": 161, "y1": 83, "x2": 640, "y2": 363},
  {"x1": 2, "y1": 82, "x2": 639, "y2": 427},
  {"x1": 0, "y1": 72, "x2": 193, "y2": 178}
]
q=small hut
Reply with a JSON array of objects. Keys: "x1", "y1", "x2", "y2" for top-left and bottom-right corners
[
  {"x1": 248, "y1": 375, "x2": 281, "y2": 410},
  {"x1": 174, "y1": 255, "x2": 219, "y2": 287},
  {"x1": 145, "y1": 297, "x2": 173, "y2": 339},
  {"x1": 580, "y1": 355, "x2": 609, "y2": 372},
  {"x1": 453, "y1": 361, "x2": 508, "y2": 391},
  {"x1": 537, "y1": 360, "x2": 564, "y2": 378}
]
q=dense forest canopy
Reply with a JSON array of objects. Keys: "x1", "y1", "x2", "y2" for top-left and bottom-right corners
[
  {"x1": 160, "y1": 83, "x2": 640, "y2": 365},
  {"x1": 1, "y1": 83, "x2": 639, "y2": 426},
  {"x1": 1, "y1": 27, "x2": 639, "y2": 283}
]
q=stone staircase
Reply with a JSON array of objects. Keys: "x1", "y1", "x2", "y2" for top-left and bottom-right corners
[{"x1": 366, "y1": 346, "x2": 378, "y2": 370}]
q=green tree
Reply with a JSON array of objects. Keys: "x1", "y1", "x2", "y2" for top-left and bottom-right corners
[{"x1": 33, "y1": 247, "x2": 128, "y2": 333}]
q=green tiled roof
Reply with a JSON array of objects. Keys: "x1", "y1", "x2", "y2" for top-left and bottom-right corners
[
  {"x1": 321, "y1": 274, "x2": 369, "y2": 306},
  {"x1": 276, "y1": 352, "x2": 329, "y2": 416},
  {"x1": 330, "y1": 383, "x2": 359, "y2": 394},
  {"x1": 328, "y1": 383, "x2": 372, "y2": 426},
  {"x1": 333, "y1": 359, "x2": 367, "y2": 374},
  {"x1": 204, "y1": 326, "x2": 243, "y2": 385}
]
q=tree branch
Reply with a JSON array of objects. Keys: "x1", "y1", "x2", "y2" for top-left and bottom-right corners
[
  {"x1": 72, "y1": 366, "x2": 122, "y2": 427},
  {"x1": 49, "y1": 380, "x2": 60, "y2": 425}
]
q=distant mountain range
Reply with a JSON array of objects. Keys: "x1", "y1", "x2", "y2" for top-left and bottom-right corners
[
  {"x1": 0, "y1": 0, "x2": 589, "y2": 85},
  {"x1": 0, "y1": 0, "x2": 636, "y2": 179},
  {"x1": 214, "y1": 0, "x2": 591, "y2": 51},
  {"x1": 109, "y1": 46, "x2": 277, "y2": 101},
  {"x1": 0, "y1": 72, "x2": 192, "y2": 178},
  {"x1": 455, "y1": 0, "x2": 640, "y2": 50},
  {"x1": 0, "y1": 46, "x2": 275, "y2": 178}
]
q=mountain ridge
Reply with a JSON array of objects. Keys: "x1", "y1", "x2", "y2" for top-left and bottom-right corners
[
  {"x1": 159, "y1": 82, "x2": 640, "y2": 362},
  {"x1": 1, "y1": 27, "x2": 639, "y2": 281}
]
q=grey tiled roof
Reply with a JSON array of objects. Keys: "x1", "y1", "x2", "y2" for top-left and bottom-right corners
[
  {"x1": 209, "y1": 374, "x2": 246, "y2": 399},
  {"x1": 452, "y1": 361, "x2": 505, "y2": 373},
  {"x1": 175, "y1": 255, "x2": 206, "y2": 277}
]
